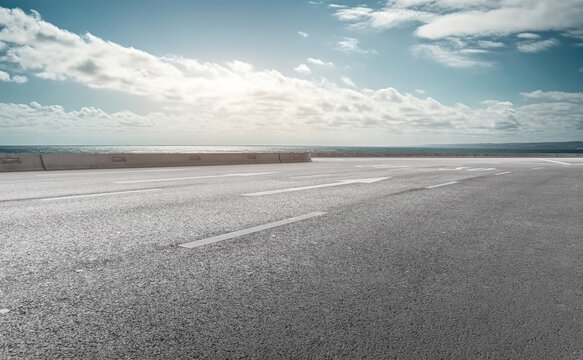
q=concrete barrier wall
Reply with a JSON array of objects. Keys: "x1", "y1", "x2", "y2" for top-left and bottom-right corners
[
  {"x1": 279, "y1": 152, "x2": 312, "y2": 163},
  {"x1": 0, "y1": 152, "x2": 310, "y2": 171},
  {"x1": 0, "y1": 154, "x2": 45, "y2": 172}
]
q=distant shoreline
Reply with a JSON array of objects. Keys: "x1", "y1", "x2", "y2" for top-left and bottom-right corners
[
  {"x1": 1, "y1": 143, "x2": 582, "y2": 155},
  {"x1": 312, "y1": 152, "x2": 583, "y2": 158},
  {"x1": 2, "y1": 152, "x2": 582, "y2": 158}
]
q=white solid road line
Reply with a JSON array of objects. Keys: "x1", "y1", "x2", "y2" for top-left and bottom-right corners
[
  {"x1": 466, "y1": 168, "x2": 496, "y2": 172},
  {"x1": 290, "y1": 174, "x2": 331, "y2": 179},
  {"x1": 242, "y1": 177, "x2": 390, "y2": 196},
  {"x1": 179, "y1": 212, "x2": 327, "y2": 249},
  {"x1": 438, "y1": 167, "x2": 470, "y2": 171},
  {"x1": 114, "y1": 172, "x2": 277, "y2": 184},
  {"x1": 37, "y1": 172, "x2": 118, "y2": 177},
  {"x1": 0, "y1": 178, "x2": 82, "y2": 184},
  {"x1": 40, "y1": 188, "x2": 162, "y2": 201},
  {"x1": 145, "y1": 169, "x2": 187, "y2": 172},
  {"x1": 438, "y1": 167, "x2": 495, "y2": 171},
  {"x1": 535, "y1": 158, "x2": 572, "y2": 166},
  {"x1": 425, "y1": 181, "x2": 458, "y2": 189},
  {"x1": 355, "y1": 165, "x2": 411, "y2": 169},
  {"x1": 494, "y1": 171, "x2": 512, "y2": 176},
  {"x1": 36, "y1": 169, "x2": 181, "y2": 177}
]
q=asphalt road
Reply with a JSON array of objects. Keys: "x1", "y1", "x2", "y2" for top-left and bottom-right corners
[{"x1": 1, "y1": 157, "x2": 582, "y2": 359}]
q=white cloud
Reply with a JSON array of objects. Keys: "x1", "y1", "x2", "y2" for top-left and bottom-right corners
[
  {"x1": 298, "y1": 31, "x2": 309, "y2": 38},
  {"x1": 334, "y1": 6, "x2": 373, "y2": 22},
  {"x1": 336, "y1": 37, "x2": 377, "y2": 54},
  {"x1": 0, "y1": 7, "x2": 581, "y2": 144},
  {"x1": 2, "y1": 94, "x2": 582, "y2": 145},
  {"x1": 4, "y1": 93, "x2": 581, "y2": 144},
  {"x1": 341, "y1": 76, "x2": 356, "y2": 87},
  {"x1": 516, "y1": 38, "x2": 560, "y2": 53},
  {"x1": 307, "y1": 58, "x2": 334, "y2": 66},
  {"x1": 0, "y1": 101, "x2": 234, "y2": 144},
  {"x1": 335, "y1": 6, "x2": 435, "y2": 30},
  {"x1": 563, "y1": 29, "x2": 583, "y2": 40},
  {"x1": 335, "y1": 1, "x2": 583, "y2": 38},
  {"x1": 412, "y1": 44, "x2": 493, "y2": 68},
  {"x1": 477, "y1": 40, "x2": 505, "y2": 48},
  {"x1": 226, "y1": 60, "x2": 254, "y2": 73},
  {"x1": 521, "y1": 90, "x2": 583, "y2": 102},
  {"x1": 415, "y1": 1, "x2": 583, "y2": 40},
  {"x1": 0, "y1": 70, "x2": 28, "y2": 83},
  {"x1": 517, "y1": 33, "x2": 541, "y2": 40},
  {"x1": 294, "y1": 63, "x2": 311, "y2": 75},
  {"x1": 369, "y1": 8, "x2": 436, "y2": 29},
  {"x1": 0, "y1": 102, "x2": 158, "y2": 131},
  {"x1": 415, "y1": 89, "x2": 426, "y2": 94},
  {"x1": 328, "y1": 4, "x2": 347, "y2": 9},
  {"x1": 395, "y1": 0, "x2": 497, "y2": 11},
  {"x1": 11, "y1": 75, "x2": 28, "y2": 83},
  {"x1": 459, "y1": 48, "x2": 489, "y2": 54},
  {"x1": 334, "y1": 0, "x2": 583, "y2": 62}
]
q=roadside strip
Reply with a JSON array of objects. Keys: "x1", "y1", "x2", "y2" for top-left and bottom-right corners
[{"x1": 179, "y1": 212, "x2": 327, "y2": 249}]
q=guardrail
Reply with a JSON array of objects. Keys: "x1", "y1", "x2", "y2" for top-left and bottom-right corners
[{"x1": 0, "y1": 153, "x2": 311, "y2": 172}]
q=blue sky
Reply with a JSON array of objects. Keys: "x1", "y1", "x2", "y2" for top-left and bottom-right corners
[{"x1": 0, "y1": 0, "x2": 582, "y2": 145}]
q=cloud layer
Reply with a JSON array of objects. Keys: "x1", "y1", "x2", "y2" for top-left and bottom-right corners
[{"x1": 0, "y1": 7, "x2": 582, "y2": 144}]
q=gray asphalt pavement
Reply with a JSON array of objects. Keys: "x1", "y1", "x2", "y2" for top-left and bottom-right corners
[{"x1": 1, "y1": 157, "x2": 582, "y2": 359}]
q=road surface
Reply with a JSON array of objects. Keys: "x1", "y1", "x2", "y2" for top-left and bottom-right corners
[{"x1": 1, "y1": 157, "x2": 582, "y2": 359}]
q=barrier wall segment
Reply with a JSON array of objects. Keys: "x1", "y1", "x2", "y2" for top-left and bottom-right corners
[{"x1": 0, "y1": 152, "x2": 311, "y2": 171}]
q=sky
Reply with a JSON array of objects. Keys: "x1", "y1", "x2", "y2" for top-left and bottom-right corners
[{"x1": 0, "y1": 0, "x2": 582, "y2": 146}]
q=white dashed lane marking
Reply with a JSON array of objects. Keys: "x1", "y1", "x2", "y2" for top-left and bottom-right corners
[
  {"x1": 425, "y1": 181, "x2": 458, "y2": 189},
  {"x1": 179, "y1": 212, "x2": 327, "y2": 249},
  {"x1": 242, "y1": 177, "x2": 390, "y2": 196},
  {"x1": 535, "y1": 158, "x2": 572, "y2": 166}
]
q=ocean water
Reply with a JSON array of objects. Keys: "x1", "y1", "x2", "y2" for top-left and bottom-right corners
[{"x1": 0, "y1": 143, "x2": 582, "y2": 154}]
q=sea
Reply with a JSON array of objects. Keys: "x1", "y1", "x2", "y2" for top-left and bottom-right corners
[{"x1": 0, "y1": 142, "x2": 582, "y2": 154}]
